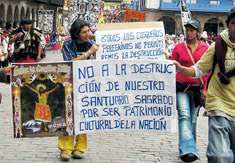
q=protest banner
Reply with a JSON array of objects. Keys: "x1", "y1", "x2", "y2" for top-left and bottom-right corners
[
  {"x1": 179, "y1": 0, "x2": 191, "y2": 35},
  {"x1": 38, "y1": 10, "x2": 54, "y2": 33},
  {"x1": 73, "y1": 59, "x2": 177, "y2": 134},
  {"x1": 11, "y1": 62, "x2": 74, "y2": 138},
  {"x1": 96, "y1": 22, "x2": 165, "y2": 60},
  {"x1": 68, "y1": 0, "x2": 101, "y2": 29}
]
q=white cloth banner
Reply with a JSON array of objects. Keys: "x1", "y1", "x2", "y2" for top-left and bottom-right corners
[
  {"x1": 38, "y1": 10, "x2": 54, "y2": 33},
  {"x1": 68, "y1": 0, "x2": 101, "y2": 29},
  {"x1": 73, "y1": 60, "x2": 177, "y2": 134},
  {"x1": 96, "y1": 24, "x2": 165, "y2": 60}
]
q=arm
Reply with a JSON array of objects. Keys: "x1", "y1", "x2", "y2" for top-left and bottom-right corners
[
  {"x1": 173, "y1": 61, "x2": 196, "y2": 76},
  {"x1": 62, "y1": 42, "x2": 74, "y2": 61},
  {"x1": 0, "y1": 66, "x2": 14, "y2": 74},
  {"x1": 46, "y1": 85, "x2": 59, "y2": 94},
  {"x1": 9, "y1": 32, "x2": 24, "y2": 44},
  {"x1": 24, "y1": 84, "x2": 38, "y2": 94},
  {"x1": 73, "y1": 44, "x2": 99, "y2": 61},
  {"x1": 174, "y1": 42, "x2": 215, "y2": 77},
  {"x1": 36, "y1": 42, "x2": 43, "y2": 61}
]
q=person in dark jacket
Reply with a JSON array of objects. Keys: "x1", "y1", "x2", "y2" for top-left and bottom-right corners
[{"x1": 10, "y1": 19, "x2": 43, "y2": 63}]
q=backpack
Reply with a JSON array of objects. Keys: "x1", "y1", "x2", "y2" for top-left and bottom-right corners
[{"x1": 207, "y1": 35, "x2": 235, "y2": 87}]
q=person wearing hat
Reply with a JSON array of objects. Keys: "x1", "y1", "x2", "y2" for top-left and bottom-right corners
[
  {"x1": 59, "y1": 18, "x2": 99, "y2": 161},
  {"x1": 9, "y1": 19, "x2": 43, "y2": 63},
  {"x1": 171, "y1": 18, "x2": 209, "y2": 162},
  {"x1": 174, "y1": 7, "x2": 235, "y2": 163}
]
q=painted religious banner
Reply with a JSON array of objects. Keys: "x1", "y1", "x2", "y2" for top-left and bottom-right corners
[
  {"x1": 73, "y1": 60, "x2": 177, "y2": 134},
  {"x1": 179, "y1": 0, "x2": 191, "y2": 35},
  {"x1": 12, "y1": 62, "x2": 74, "y2": 138},
  {"x1": 68, "y1": 0, "x2": 101, "y2": 29},
  {"x1": 95, "y1": 22, "x2": 165, "y2": 60},
  {"x1": 38, "y1": 10, "x2": 54, "y2": 33}
]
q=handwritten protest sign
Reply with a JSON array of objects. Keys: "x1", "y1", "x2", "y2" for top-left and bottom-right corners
[
  {"x1": 11, "y1": 62, "x2": 74, "y2": 138},
  {"x1": 96, "y1": 22, "x2": 165, "y2": 60},
  {"x1": 73, "y1": 60, "x2": 176, "y2": 134}
]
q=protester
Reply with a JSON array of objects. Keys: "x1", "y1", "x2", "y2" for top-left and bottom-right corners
[
  {"x1": 200, "y1": 31, "x2": 209, "y2": 46},
  {"x1": 10, "y1": 19, "x2": 43, "y2": 63},
  {"x1": 171, "y1": 19, "x2": 209, "y2": 162},
  {"x1": 60, "y1": 18, "x2": 99, "y2": 161},
  {"x1": 174, "y1": 7, "x2": 235, "y2": 163}
]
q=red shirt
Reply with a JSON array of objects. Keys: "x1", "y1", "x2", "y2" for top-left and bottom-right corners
[{"x1": 171, "y1": 41, "x2": 209, "y2": 85}]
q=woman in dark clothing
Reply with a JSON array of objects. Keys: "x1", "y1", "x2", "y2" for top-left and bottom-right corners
[{"x1": 59, "y1": 18, "x2": 99, "y2": 162}]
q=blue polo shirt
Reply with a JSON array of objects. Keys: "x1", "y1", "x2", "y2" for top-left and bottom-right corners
[{"x1": 62, "y1": 40, "x2": 94, "y2": 61}]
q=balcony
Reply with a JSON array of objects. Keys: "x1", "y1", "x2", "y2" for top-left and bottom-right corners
[
  {"x1": 160, "y1": 0, "x2": 234, "y2": 13},
  {"x1": 49, "y1": 0, "x2": 64, "y2": 6}
]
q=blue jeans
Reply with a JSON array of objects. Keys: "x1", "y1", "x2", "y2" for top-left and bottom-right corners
[
  {"x1": 207, "y1": 116, "x2": 235, "y2": 163},
  {"x1": 177, "y1": 92, "x2": 200, "y2": 158}
]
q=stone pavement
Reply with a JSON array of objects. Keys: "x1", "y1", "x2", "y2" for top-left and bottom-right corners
[{"x1": 0, "y1": 50, "x2": 208, "y2": 163}]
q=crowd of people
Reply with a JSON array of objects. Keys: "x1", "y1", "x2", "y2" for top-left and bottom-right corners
[{"x1": 1, "y1": 6, "x2": 235, "y2": 163}]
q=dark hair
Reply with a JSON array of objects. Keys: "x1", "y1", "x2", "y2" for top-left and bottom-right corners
[
  {"x1": 70, "y1": 19, "x2": 90, "y2": 41},
  {"x1": 5, "y1": 22, "x2": 12, "y2": 30},
  {"x1": 226, "y1": 7, "x2": 235, "y2": 25},
  {"x1": 20, "y1": 19, "x2": 32, "y2": 26}
]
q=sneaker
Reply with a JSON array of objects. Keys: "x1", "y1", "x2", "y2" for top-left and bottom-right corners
[
  {"x1": 72, "y1": 150, "x2": 85, "y2": 159},
  {"x1": 60, "y1": 152, "x2": 71, "y2": 161},
  {"x1": 180, "y1": 153, "x2": 198, "y2": 162}
]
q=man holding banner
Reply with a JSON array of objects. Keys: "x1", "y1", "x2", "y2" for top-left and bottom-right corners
[
  {"x1": 10, "y1": 19, "x2": 43, "y2": 63},
  {"x1": 171, "y1": 19, "x2": 208, "y2": 162},
  {"x1": 59, "y1": 18, "x2": 99, "y2": 161}
]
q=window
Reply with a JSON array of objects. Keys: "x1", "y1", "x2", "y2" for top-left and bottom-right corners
[{"x1": 209, "y1": 1, "x2": 220, "y2": 5}]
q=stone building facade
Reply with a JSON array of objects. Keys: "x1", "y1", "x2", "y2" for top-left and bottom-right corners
[
  {"x1": 0, "y1": 0, "x2": 63, "y2": 29},
  {"x1": 145, "y1": 10, "x2": 226, "y2": 35}
]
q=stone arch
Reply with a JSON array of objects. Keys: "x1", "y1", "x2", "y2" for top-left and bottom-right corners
[
  {"x1": 20, "y1": 6, "x2": 25, "y2": 20},
  {"x1": 6, "y1": 5, "x2": 13, "y2": 24},
  {"x1": 13, "y1": 5, "x2": 19, "y2": 28},
  {"x1": 204, "y1": 18, "x2": 224, "y2": 35},
  {"x1": 26, "y1": 8, "x2": 30, "y2": 19},
  {"x1": 0, "y1": 4, "x2": 5, "y2": 27},
  {"x1": 158, "y1": 16, "x2": 176, "y2": 34}
]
